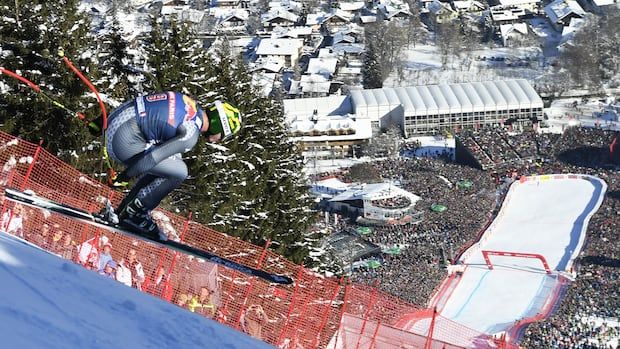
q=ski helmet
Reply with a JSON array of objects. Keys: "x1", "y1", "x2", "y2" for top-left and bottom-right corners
[{"x1": 205, "y1": 100, "x2": 242, "y2": 141}]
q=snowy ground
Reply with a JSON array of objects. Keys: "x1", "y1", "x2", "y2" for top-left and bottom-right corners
[
  {"x1": 438, "y1": 175, "x2": 606, "y2": 335},
  {"x1": 0, "y1": 233, "x2": 274, "y2": 349}
]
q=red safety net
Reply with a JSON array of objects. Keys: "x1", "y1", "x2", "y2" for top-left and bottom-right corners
[{"x1": 0, "y1": 131, "x2": 509, "y2": 349}]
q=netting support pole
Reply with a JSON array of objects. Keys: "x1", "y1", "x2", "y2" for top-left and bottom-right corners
[
  {"x1": 424, "y1": 307, "x2": 438, "y2": 349},
  {"x1": 368, "y1": 320, "x2": 381, "y2": 349},
  {"x1": 19, "y1": 139, "x2": 43, "y2": 191},
  {"x1": 164, "y1": 212, "x2": 192, "y2": 301},
  {"x1": 312, "y1": 277, "x2": 343, "y2": 348},
  {"x1": 234, "y1": 240, "x2": 271, "y2": 330},
  {"x1": 333, "y1": 279, "x2": 350, "y2": 349},
  {"x1": 355, "y1": 283, "x2": 379, "y2": 349},
  {"x1": 276, "y1": 265, "x2": 305, "y2": 344}
]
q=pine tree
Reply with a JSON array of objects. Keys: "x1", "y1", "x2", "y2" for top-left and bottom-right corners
[
  {"x1": 362, "y1": 40, "x2": 383, "y2": 88},
  {"x1": 96, "y1": 16, "x2": 142, "y2": 101},
  {"x1": 0, "y1": 0, "x2": 97, "y2": 156},
  {"x1": 173, "y1": 41, "x2": 316, "y2": 263}
]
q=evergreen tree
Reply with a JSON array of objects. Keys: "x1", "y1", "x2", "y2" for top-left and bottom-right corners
[
  {"x1": 143, "y1": 15, "x2": 196, "y2": 92},
  {"x1": 362, "y1": 40, "x2": 383, "y2": 88},
  {"x1": 0, "y1": 0, "x2": 97, "y2": 156},
  {"x1": 96, "y1": 16, "x2": 143, "y2": 101},
  {"x1": 173, "y1": 41, "x2": 316, "y2": 263}
]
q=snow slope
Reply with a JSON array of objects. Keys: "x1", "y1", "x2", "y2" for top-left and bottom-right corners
[
  {"x1": 439, "y1": 174, "x2": 606, "y2": 334},
  {"x1": 0, "y1": 233, "x2": 274, "y2": 349}
]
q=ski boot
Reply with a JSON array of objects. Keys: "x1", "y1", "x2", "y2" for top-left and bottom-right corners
[
  {"x1": 96, "y1": 198, "x2": 119, "y2": 225},
  {"x1": 118, "y1": 198, "x2": 167, "y2": 242}
]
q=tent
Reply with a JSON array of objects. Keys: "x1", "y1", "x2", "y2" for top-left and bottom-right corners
[
  {"x1": 457, "y1": 180, "x2": 473, "y2": 189},
  {"x1": 431, "y1": 204, "x2": 447, "y2": 212},
  {"x1": 356, "y1": 226, "x2": 373, "y2": 235}
]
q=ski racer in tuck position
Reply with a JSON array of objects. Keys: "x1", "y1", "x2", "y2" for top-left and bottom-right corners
[{"x1": 103, "y1": 92, "x2": 242, "y2": 241}]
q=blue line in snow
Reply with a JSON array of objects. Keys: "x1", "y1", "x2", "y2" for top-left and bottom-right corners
[{"x1": 452, "y1": 270, "x2": 491, "y2": 320}]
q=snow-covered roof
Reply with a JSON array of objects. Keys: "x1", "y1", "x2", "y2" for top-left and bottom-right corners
[
  {"x1": 262, "y1": 9, "x2": 299, "y2": 23},
  {"x1": 283, "y1": 95, "x2": 353, "y2": 118},
  {"x1": 271, "y1": 26, "x2": 313, "y2": 38},
  {"x1": 251, "y1": 72, "x2": 277, "y2": 97},
  {"x1": 255, "y1": 38, "x2": 303, "y2": 56},
  {"x1": 500, "y1": 22, "x2": 529, "y2": 41},
  {"x1": 339, "y1": 1, "x2": 366, "y2": 11},
  {"x1": 333, "y1": 32, "x2": 356, "y2": 44},
  {"x1": 318, "y1": 48, "x2": 337, "y2": 58},
  {"x1": 313, "y1": 177, "x2": 353, "y2": 191},
  {"x1": 332, "y1": 43, "x2": 365, "y2": 55},
  {"x1": 491, "y1": 7, "x2": 526, "y2": 21},
  {"x1": 350, "y1": 79, "x2": 542, "y2": 116},
  {"x1": 294, "y1": 74, "x2": 333, "y2": 94},
  {"x1": 210, "y1": 8, "x2": 249, "y2": 21},
  {"x1": 559, "y1": 17, "x2": 585, "y2": 47},
  {"x1": 452, "y1": 0, "x2": 485, "y2": 11},
  {"x1": 544, "y1": 0, "x2": 585, "y2": 24},
  {"x1": 498, "y1": 0, "x2": 540, "y2": 6},
  {"x1": 359, "y1": 15, "x2": 378, "y2": 23},
  {"x1": 307, "y1": 57, "x2": 338, "y2": 76},
  {"x1": 591, "y1": 0, "x2": 615, "y2": 6},
  {"x1": 428, "y1": 0, "x2": 456, "y2": 14},
  {"x1": 330, "y1": 183, "x2": 421, "y2": 205},
  {"x1": 306, "y1": 12, "x2": 331, "y2": 26}
]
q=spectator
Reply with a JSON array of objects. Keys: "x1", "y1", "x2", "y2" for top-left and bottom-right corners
[
  {"x1": 127, "y1": 248, "x2": 145, "y2": 290},
  {"x1": 59, "y1": 233, "x2": 75, "y2": 261},
  {"x1": 240, "y1": 304, "x2": 269, "y2": 340},
  {"x1": 98, "y1": 260, "x2": 117, "y2": 279},
  {"x1": 1, "y1": 203, "x2": 25, "y2": 238},
  {"x1": 197, "y1": 286, "x2": 217, "y2": 318},
  {"x1": 145, "y1": 265, "x2": 172, "y2": 300},
  {"x1": 49, "y1": 228, "x2": 64, "y2": 254},
  {"x1": 176, "y1": 293, "x2": 191, "y2": 310},
  {"x1": 116, "y1": 257, "x2": 133, "y2": 287},
  {"x1": 97, "y1": 242, "x2": 114, "y2": 273},
  {"x1": 29, "y1": 223, "x2": 51, "y2": 250},
  {"x1": 77, "y1": 235, "x2": 109, "y2": 269}
]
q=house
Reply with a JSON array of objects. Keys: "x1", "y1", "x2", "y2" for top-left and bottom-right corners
[
  {"x1": 499, "y1": 22, "x2": 529, "y2": 46},
  {"x1": 544, "y1": 0, "x2": 585, "y2": 30},
  {"x1": 497, "y1": 0, "x2": 541, "y2": 12},
  {"x1": 427, "y1": 0, "x2": 458, "y2": 23},
  {"x1": 289, "y1": 74, "x2": 342, "y2": 97},
  {"x1": 324, "y1": 9, "x2": 355, "y2": 33},
  {"x1": 585, "y1": 0, "x2": 619, "y2": 14},
  {"x1": 339, "y1": 1, "x2": 366, "y2": 13},
  {"x1": 452, "y1": 0, "x2": 486, "y2": 14},
  {"x1": 251, "y1": 72, "x2": 278, "y2": 97},
  {"x1": 262, "y1": 10, "x2": 299, "y2": 28},
  {"x1": 255, "y1": 38, "x2": 304, "y2": 68},
  {"x1": 377, "y1": 4, "x2": 413, "y2": 20},
  {"x1": 213, "y1": 0, "x2": 240, "y2": 8},
  {"x1": 558, "y1": 17, "x2": 585, "y2": 50},
  {"x1": 217, "y1": 10, "x2": 249, "y2": 31},
  {"x1": 490, "y1": 6, "x2": 527, "y2": 25},
  {"x1": 307, "y1": 57, "x2": 339, "y2": 77}
]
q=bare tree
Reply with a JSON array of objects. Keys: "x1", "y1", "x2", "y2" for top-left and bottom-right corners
[{"x1": 365, "y1": 21, "x2": 409, "y2": 81}]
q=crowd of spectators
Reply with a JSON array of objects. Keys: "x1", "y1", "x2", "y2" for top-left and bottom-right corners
[
  {"x1": 332, "y1": 126, "x2": 619, "y2": 346},
  {"x1": 371, "y1": 195, "x2": 412, "y2": 209}
]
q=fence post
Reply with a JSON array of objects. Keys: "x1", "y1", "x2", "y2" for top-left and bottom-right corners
[
  {"x1": 355, "y1": 285, "x2": 379, "y2": 349},
  {"x1": 234, "y1": 240, "x2": 272, "y2": 330},
  {"x1": 276, "y1": 265, "x2": 305, "y2": 344},
  {"x1": 312, "y1": 277, "x2": 343, "y2": 348},
  {"x1": 333, "y1": 279, "x2": 350, "y2": 349},
  {"x1": 424, "y1": 307, "x2": 438, "y2": 349}
]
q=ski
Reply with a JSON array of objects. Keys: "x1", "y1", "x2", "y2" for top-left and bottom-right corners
[{"x1": 4, "y1": 188, "x2": 293, "y2": 285}]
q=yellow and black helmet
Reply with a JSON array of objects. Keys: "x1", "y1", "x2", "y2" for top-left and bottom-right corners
[{"x1": 205, "y1": 100, "x2": 242, "y2": 141}]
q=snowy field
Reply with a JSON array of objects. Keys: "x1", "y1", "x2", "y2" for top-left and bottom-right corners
[
  {"x1": 0, "y1": 233, "x2": 274, "y2": 349},
  {"x1": 439, "y1": 174, "x2": 607, "y2": 335}
]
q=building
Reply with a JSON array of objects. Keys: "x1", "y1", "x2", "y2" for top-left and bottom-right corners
[
  {"x1": 255, "y1": 38, "x2": 304, "y2": 68},
  {"x1": 544, "y1": 0, "x2": 585, "y2": 30},
  {"x1": 328, "y1": 183, "x2": 421, "y2": 222},
  {"x1": 349, "y1": 79, "x2": 543, "y2": 136}
]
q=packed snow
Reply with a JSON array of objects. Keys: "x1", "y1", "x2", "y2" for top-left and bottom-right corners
[{"x1": 0, "y1": 232, "x2": 274, "y2": 349}]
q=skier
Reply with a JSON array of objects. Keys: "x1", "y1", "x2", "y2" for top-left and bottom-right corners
[{"x1": 103, "y1": 92, "x2": 242, "y2": 240}]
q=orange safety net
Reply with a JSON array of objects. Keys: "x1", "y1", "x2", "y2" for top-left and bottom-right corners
[{"x1": 0, "y1": 131, "x2": 503, "y2": 349}]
